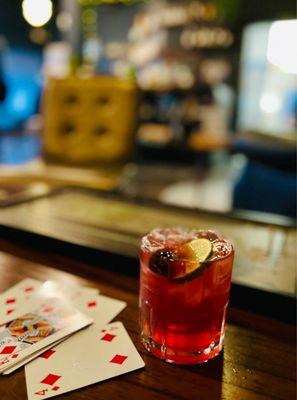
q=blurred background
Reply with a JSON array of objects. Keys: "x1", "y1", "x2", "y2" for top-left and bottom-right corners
[{"x1": 0, "y1": 0, "x2": 296, "y2": 218}]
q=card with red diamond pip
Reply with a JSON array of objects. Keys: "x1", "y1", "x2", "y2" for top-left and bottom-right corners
[
  {"x1": 0, "y1": 278, "x2": 99, "y2": 326},
  {"x1": 0, "y1": 297, "x2": 93, "y2": 373},
  {"x1": 0, "y1": 279, "x2": 44, "y2": 324},
  {"x1": 3, "y1": 291, "x2": 127, "y2": 375},
  {"x1": 25, "y1": 321, "x2": 145, "y2": 400}
]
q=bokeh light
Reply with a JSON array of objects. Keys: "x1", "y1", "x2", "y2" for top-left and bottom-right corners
[
  {"x1": 259, "y1": 93, "x2": 281, "y2": 114},
  {"x1": 22, "y1": 0, "x2": 53, "y2": 28},
  {"x1": 267, "y1": 19, "x2": 297, "y2": 74}
]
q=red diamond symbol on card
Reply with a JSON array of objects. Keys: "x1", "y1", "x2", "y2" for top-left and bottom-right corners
[
  {"x1": 52, "y1": 386, "x2": 60, "y2": 391},
  {"x1": 0, "y1": 346, "x2": 16, "y2": 355},
  {"x1": 87, "y1": 301, "x2": 97, "y2": 308},
  {"x1": 5, "y1": 298, "x2": 16, "y2": 304},
  {"x1": 40, "y1": 349, "x2": 56, "y2": 359},
  {"x1": 101, "y1": 333, "x2": 116, "y2": 342},
  {"x1": 6, "y1": 309, "x2": 14, "y2": 315},
  {"x1": 42, "y1": 306, "x2": 54, "y2": 313},
  {"x1": 41, "y1": 373, "x2": 61, "y2": 386},
  {"x1": 24, "y1": 287, "x2": 33, "y2": 292},
  {"x1": 11, "y1": 353, "x2": 19, "y2": 359},
  {"x1": 101, "y1": 329, "x2": 106, "y2": 332},
  {"x1": 110, "y1": 354, "x2": 128, "y2": 365}
]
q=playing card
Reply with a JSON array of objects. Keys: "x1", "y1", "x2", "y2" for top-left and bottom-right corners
[
  {"x1": 73, "y1": 293, "x2": 127, "y2": 324},
  {"x1": 0, "y1": 279, "x2": 43, "y2": 323},
  {"x1": 37, "y1": 281, "x2": 99, "y2": 304},
  {"x1": 2, "y1": 337, "x2": 69, "y2": 375},
  {"x1": 2, "y1": 336, "x2": 69, "y2": 375},
  {"x1": 0, "y1": 297, "x2": 93, "y2": 373},
  {"x1": 0, "y1": 279, "x2": 99, "y2": 326},
  {"x1": 25, "y1": 321, "x2": 145, "y2": 399},
  {"x1": 2, "y1": 293, "x2": 126, "y2": 374}
]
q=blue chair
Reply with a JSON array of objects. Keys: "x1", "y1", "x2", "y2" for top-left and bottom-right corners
[
  {"x1": 233, "y1": 137, "x2": 296, "y2": 173},
  {"x1": 233, "y1": 160, "x2": 296, "y2": 218}
]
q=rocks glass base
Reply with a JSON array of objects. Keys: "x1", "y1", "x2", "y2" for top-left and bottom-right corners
[{"x1": 141, "y1": 332, "x2": 225, "y2": 364}]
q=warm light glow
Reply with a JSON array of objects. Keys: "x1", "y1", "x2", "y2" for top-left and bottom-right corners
[
  {"x1": 22, "y1": 0, "x2": 53, "y2": 28},
  {"x1": 29, "y1": 28, "x2": 48, "y2": 44},
  {"x1": 56, "y1": 12, "x2": 73, "y2": 32},
  {"x1": 259, "y1": 93, "x2": 281, "y2": 114},
  {"x1": 267, "y1": 20, "x2": 297, "y2": 74}
]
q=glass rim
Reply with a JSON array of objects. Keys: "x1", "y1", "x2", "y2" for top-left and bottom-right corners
[{"x1": 140, "y1": 227, "x2": 234, "y2": 261}]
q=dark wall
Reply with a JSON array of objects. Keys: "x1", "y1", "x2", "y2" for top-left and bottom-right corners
[
  {"x1": 97, "y1": 4, "x2": 141, "y2": 44},
  {"x1": 0, "y1": 0, "x2": 295, "y2": 49},
  {"x1": 0, "y1": 0, "x2": 58, "y2": 48},
  {"x1": 217, "y1": 0, "x2": 295, "y2": 26}
]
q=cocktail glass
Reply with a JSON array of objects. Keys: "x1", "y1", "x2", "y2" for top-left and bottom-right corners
[{"x1": 139, "y1": 228, "x2": 234, "y2": 364}]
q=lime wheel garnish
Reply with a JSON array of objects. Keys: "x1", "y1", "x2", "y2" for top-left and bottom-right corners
[{"x1": 173, "y1": 238, "x2": 212, "y2": 279}]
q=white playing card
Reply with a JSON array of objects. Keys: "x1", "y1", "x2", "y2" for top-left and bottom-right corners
[
  {"x1": 0, "y1": 297, "x2": 93, "y2": 373},
  {"x1": 35, "y1": 281, "x2": 99, "y2": 303},
  {"x1": 0, "y1": 279, "x2": 43, "y2": 323},
  {"x1": 2, "y1": 292, "x2": 126, "y2": 374},
  {"x1": 2, "y1": 336, "x2": 69, "y2": 375},
  {"x1": 73, "y1": 293, "x2": 127, "y2": 324},
  {"x1": 26, "y1": 321, "x2": 145, "y2": 399},
  {"x1": 0, "y1": 279, "x2": 99, "y2": 326}
]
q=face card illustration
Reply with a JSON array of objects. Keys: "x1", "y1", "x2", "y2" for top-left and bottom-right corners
[
  {"x1": 25, "y1": 322, "x2": 145, "y2": 400},
  {"x1": 2, "y1": 293, "x2": 125, "y2": 374},
  {"x1": 0, "y1": 298, "x2": 93, "y2": 373}
]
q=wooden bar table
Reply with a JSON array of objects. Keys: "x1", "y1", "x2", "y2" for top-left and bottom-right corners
[{"x1": 0, "y1": 239, "x2": 295, "y2": 400}]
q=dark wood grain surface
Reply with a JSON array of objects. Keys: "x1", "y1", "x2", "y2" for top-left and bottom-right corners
[{"x1": 0, "y1": 239, "x2": 296, "y2": 400}]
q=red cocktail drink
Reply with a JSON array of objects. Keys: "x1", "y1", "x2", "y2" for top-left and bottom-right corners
[{"x1": 139, "y1": 228, "x2": 234, "y2": 364}]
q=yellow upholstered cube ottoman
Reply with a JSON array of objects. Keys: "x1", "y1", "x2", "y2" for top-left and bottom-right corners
[{"x1": 43, "y1": 76, "x2": 138, "y2": 164}]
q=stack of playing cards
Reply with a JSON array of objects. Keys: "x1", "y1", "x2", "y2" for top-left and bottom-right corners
[{"x1": 0, "y1": 279, "x2": 145, "y2": 399}]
